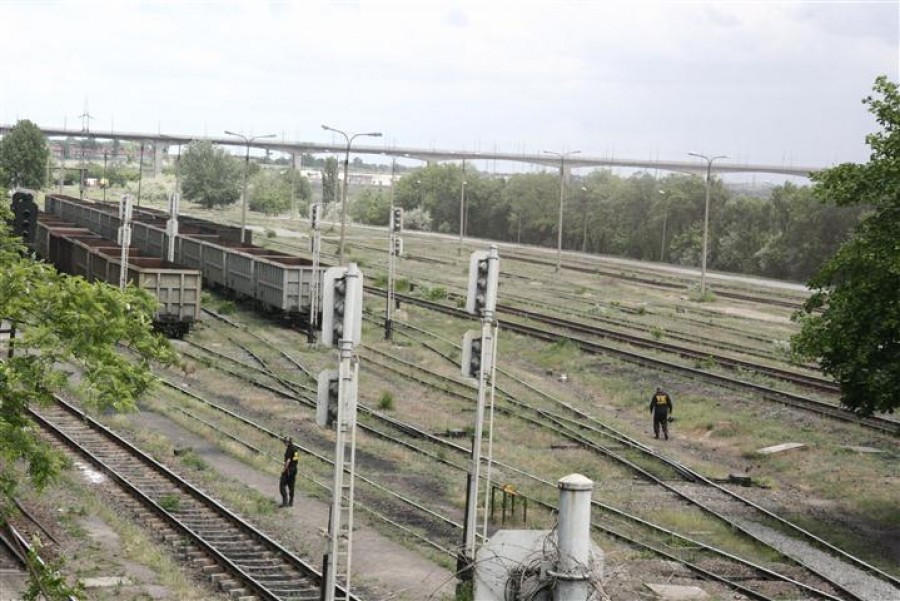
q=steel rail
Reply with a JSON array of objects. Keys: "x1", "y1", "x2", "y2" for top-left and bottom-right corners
[
  {"x1": 195, "y1": 311, "x2": 864, "y2": 601},
  {"x1": 339, "y1": 345, "x2": 848, "y2": 599},
  {"x1": 385, "y1": 320, "x2": 900, "y2": 593},
  {"x1": 373, "y1": 289, "x2": 897, "y2": 435},
  {"x1": 176, "y1": 328, "x2": 842, "y2": 601},
  {"x1": 30, "y1": 395, "x2": 347, "y2": 601}
]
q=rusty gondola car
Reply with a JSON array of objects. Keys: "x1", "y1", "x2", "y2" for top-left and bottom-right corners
[{"x1": 43, "y1": 194, "x2": 324, "y2": 324}]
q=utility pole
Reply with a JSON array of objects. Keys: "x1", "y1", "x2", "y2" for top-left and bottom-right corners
[
  {"x1": 688, "y1": 152, "x2": 727, "y2": 296},
  {"x1": 225, "y1": 130, "x2": 277, "y2": 243},
  {"x1": 78, "y1": 101, "x2": 93, "y2": 200},
  {"x1": 458, "y1": 158, "x2": 467, "y2": 259},
  {"x1": 308, "y1": 203, "x2": 322, "y2": 344},
  {"x1": 543, "y1": 150, "x2": 581, "y2": 272},
  {"x1": 321, "y1": 125, "x2": 383, "y2": 263},
  {"x1": 136, "y1": 142, "x2": 145, "y2": 207}
]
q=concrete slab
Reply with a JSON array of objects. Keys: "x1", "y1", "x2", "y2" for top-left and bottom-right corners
[
  {"x1": 645, "y1": 583, "x2": 709, "y2": 600},
  {"x1": 757, "y1": 442, "x2": 805, "y2": 455},
  {"x1": 841, "y1": 445, "x2": 885, "y2": 454},
  {"x1": 82, "y1": 575, "x2": 132, "y2": 588}
]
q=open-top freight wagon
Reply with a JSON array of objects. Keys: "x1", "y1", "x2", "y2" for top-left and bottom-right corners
[
  {"x1": 43, "y1": 194, "x2": 325, "y2": 323},
  {"x1": 34, "y1": 215, "x2": 202, "y2": 337}
]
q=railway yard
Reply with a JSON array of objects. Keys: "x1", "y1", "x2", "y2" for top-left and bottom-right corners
[{"x1": 3, "y1": 194, "x2": 899, "y2": 601}]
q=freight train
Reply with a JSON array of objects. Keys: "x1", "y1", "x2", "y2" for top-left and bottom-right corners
[
  {"x1": 41, "y1": 194, "x2": 324, "y2": 330},
  {"x1": 35, "y1": 214, "x2": 202, "y2": 337}
]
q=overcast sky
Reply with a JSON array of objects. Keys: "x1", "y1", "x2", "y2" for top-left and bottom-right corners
[{"x1": 1, "y1": 0, "x2": 898, "y2": 176}]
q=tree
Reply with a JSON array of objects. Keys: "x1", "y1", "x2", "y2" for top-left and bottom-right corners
[
  {"x1": 0, "y1": 204, "x2": 177, "y2": 595},
  {"x1": 0, "y1": 119, "x2": 49, "y2": 189},
  {"x1": 179, "y1": 140, "x2": 241, "y2": 208},
  {"x1": 349, "y1": 188, "x2": 391, "y2": 225},
  {"x1": 792, "y1": 76, "x2": 900, "y2": 415},
  {"x1": 322, "y1": 156, "x2": 339, "y2": 205},
  {"x1": 248, "y1": 169, "x2": 291, "y2": 215}
]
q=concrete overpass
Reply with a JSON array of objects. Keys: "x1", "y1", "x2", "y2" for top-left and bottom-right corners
[{"x1": 0, "y1": 124, "x2": 820, "y2": 178}]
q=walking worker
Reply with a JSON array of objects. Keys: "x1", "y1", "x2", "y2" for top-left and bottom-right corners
[
  {"x1": 649, "y1": 387, "x2": 674, "y2": 440},
  {"x1": 279, "y1": 437, "x2": 300, "y2": 507}
]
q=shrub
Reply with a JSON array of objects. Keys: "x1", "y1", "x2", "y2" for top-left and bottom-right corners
[{"x1": 378, "y1": 391, "x2": 394, "y2": 410}]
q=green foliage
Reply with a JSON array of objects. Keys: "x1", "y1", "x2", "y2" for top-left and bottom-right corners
[
  {"x1": 1, "y1": 202, "x2": 177, "y2": 513},
  {"x1": 322, "y1": 156, "x2": 339, "y2": 204},
  {"x1": 248, "y1": 168, "x2": 311, "y2": 216},
  {"x1": 378, "y1": 391, "x2": 395, "y2": 410},
  {"x1": 537, "y1": 338, "x2": 581, "y2": 369},
  {"x1": 0, "y1": 119, "x2": 49, "y2": 189},
  {"x1": 792, "y1": 76, "x2": 900, "y2": 416},
  {"x1": 179, "y1": 140, "x2": 241, "y2": 208},
  {"x1": 23, "y1": 546, "x2": 86, "y2": 601},
  {"x1": 158, "y1": 493, "x2": 182, "y2": 511},
  {"x1": 395, "y1": 278, "x2": 411, "y2": 293},
  {"x1": 248, "y1": 168, "x2": 292, "y2": 215},
  {"x1": 179, "y1": 450, "x2": 208, "y2": 471},
  {"x1": 349, "y1": 188, "x2": 391, "y2": 225},
  {"x1": 422, "y1": 286, "x2": 448, "y2": 301}
]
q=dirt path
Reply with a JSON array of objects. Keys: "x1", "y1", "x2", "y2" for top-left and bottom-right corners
[{"x1": 130, "y1": 410, "x2": 455, "y2": 601}]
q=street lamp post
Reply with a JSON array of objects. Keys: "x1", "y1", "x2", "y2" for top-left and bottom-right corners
[
  {"x1": 225, "y1": 131, "x2": 277, "y2": 244},
  {"x1": 579, "y1": 186, "x2": 589, "y2": 252},
  {"x1": 458, "y1": 158, "x2": 467, "y2": 259},
  {"x1": 543, "y1": 150, "x2": 581, "y2": 272},
  {"x1": 321, "y1": 125, "x2": 382, "y2": 262},
  {"x1": 688, "y1": 152, "x2": 727, "y2": 297},
  {"x1": 658, "y1": 189, "x2": 668, "y2": 262}
]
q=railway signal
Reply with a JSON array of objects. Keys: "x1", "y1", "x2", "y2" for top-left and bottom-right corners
[
  {"x1": 316, "y1": 369, "x2": 339, "y2": 428},
  {"x1": 459, "y1": 244, "x2": 500, "y2": 584},
  {"x1": 465, "y1": 247, "x2": 499, "y2": 317},
  {"x1": 318, "y1": 262, "x2": 365, "y2": 601},
  {"x1": 321, "y1": 264, "x2": 363, "y2": 348},
  {"x1": 460, "y1": 330, "x2": 489, "y2": 379},
  {"x1": 166, "y1": 192, "x2": 181, "y2": 263},
  {"x1": 11, "y1": 191, "x2": 37, "y2": 244},
  {"x1": 117, "y1": 194, "x2": 135, "y2": 290},
  {"x1": 310, "y1": 202, "x2": 322, "y2": 230},
  {"x1": 385, "y1": 207, "x2": 403, "y2": 340},
  {"x1": 390, "y1": 206, "x2": 403, "y2": 233}
]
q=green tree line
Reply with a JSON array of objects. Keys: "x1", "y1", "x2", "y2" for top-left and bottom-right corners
[{"x1": 376, "y1": 164, "x2": 864, "y2": 283}]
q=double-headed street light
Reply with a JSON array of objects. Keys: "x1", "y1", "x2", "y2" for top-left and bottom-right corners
[
  {"x1": 688, "y1": 152, "x2": 727, "y2": 296},
  {"x1": 543, "y1": 149, "x2": 581, "y2": 272},
  {"x1": 225, "y1": 130, "x2": 277, "y2": 244},
  {"x1": 321, "y1": 125, "x2": 383, "y2": 262}
]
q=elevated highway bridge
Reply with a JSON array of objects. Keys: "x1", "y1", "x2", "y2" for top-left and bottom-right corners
[{"x1": 0, "y1": 124, "x2": 819, "y2": 178}]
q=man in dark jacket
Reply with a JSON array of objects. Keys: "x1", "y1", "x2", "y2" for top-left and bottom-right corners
[
  {"x1": 280, "y1": 437, "x2": 300, "y2": 507},
  {"x1": 649, "y1": 387, "x2": 673, "y2": 440}
]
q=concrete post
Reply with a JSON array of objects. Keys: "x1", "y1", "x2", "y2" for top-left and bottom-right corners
[
  {"x1": 154, "y1": 143, "x2": 164, "y2": 177},
  {"x1": 554, "y1": 473, "x2": 594, "y2": 601}
]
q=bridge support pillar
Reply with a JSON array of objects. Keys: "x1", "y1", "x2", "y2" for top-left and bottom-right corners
[{"x1": 154, "y1": 143, "x2": 164, "y2": 177}]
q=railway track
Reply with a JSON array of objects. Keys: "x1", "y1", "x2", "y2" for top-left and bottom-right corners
[
  {"x1": 29, "y1": 394, "x2": 358, "y2": 601},
  {"x1": 367, "y1": 288, "x2": 897, "y2": 435},
  {"x1": 185, "y1": 312, "x2": 899, "y2": 600},
  {"x1": 341, "y1": 238, "x2": 810, "y2": 310},
  {"x1": 361, "y1": 328, "x2": 900, "y2": 600}
]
